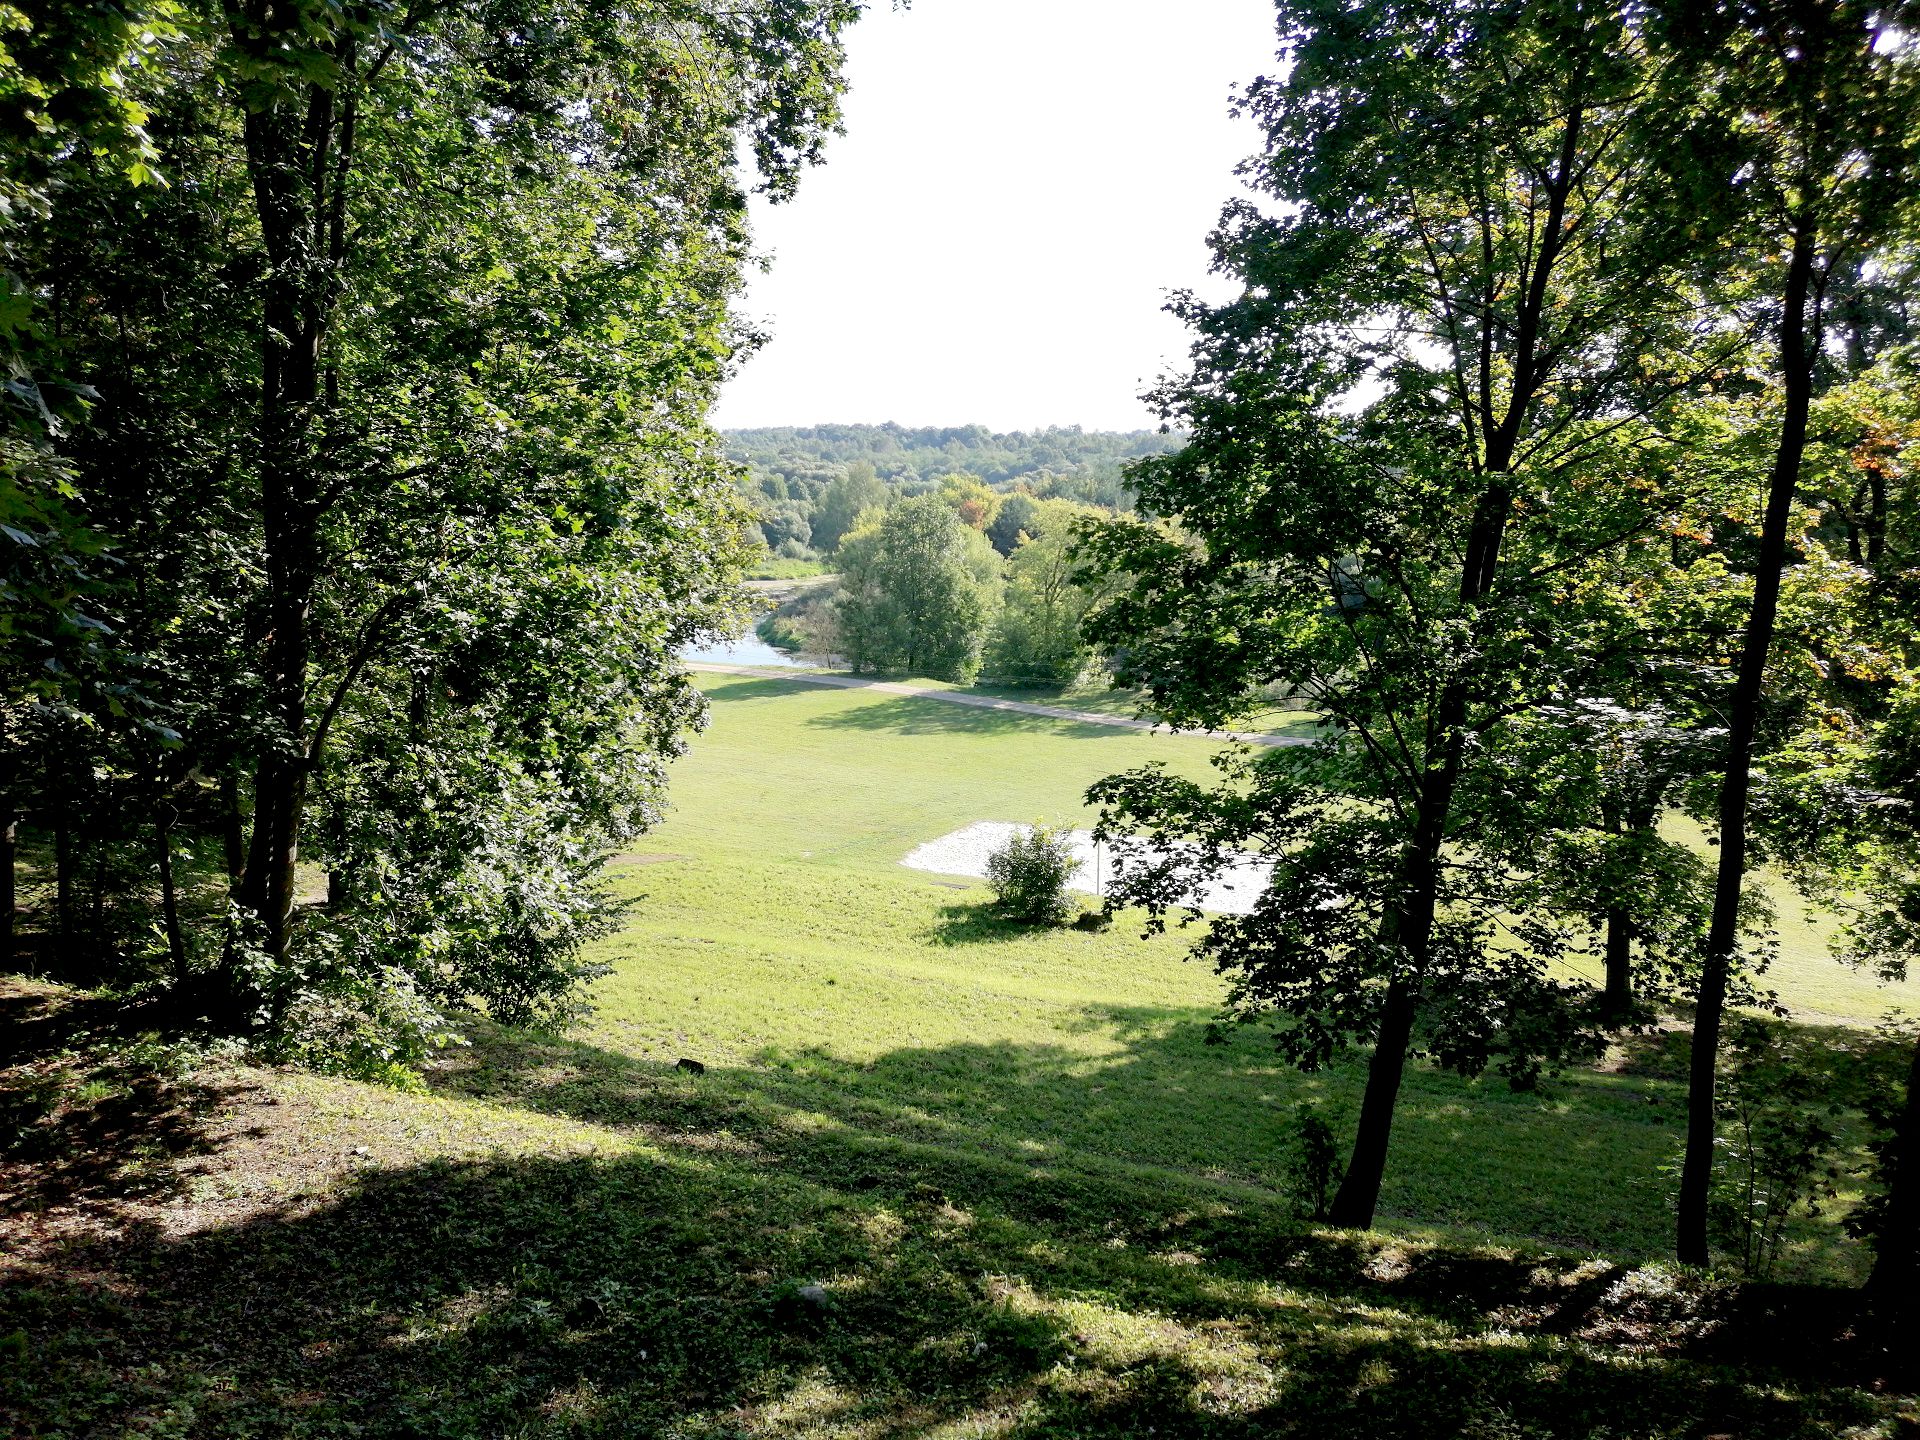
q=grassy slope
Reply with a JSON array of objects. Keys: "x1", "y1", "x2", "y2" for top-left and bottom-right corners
[
  {"x1": 581, "y1": 676, "x2": 1912, "y2": 1267},
  {"x1": 4, "y1": 675, "x2": 1916, "y2": 1438}
]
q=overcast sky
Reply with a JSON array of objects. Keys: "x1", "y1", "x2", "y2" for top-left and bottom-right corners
[{"x1": 711, "y1": 0, "x2": 1279, "y2": 434}]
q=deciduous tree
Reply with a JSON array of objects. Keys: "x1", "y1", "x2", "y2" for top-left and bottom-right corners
[
  {"x1": 1083, "y1": 0, "x2": 1741, "y2": 1227},
  {"x1": 14, "y1": 0, "x2": 862, "y2": 1060},
  {"x1": 836, "y1": 494, "x2": 1002, "y2": 681},
  {"x1": 1664, "y1": 0, "x2": 1919, "y2": 1266}
]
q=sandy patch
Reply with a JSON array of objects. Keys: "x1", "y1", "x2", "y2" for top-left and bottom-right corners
[{"x1": 900, "y1": 821, "x2": 1271, "y2": 916}]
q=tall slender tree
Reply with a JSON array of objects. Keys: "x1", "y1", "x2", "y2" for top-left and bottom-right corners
[
  {"x1": 1665, "y1": 0, "x2": 1918, "y2": 1268},
  {"x1": 1083, "y1": 0, "x2": 1740, "y2": 1227}
]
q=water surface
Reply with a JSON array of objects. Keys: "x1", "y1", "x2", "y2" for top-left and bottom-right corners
[{"x1": 680, "y1": 632, "x2": 811, "y2": 668}]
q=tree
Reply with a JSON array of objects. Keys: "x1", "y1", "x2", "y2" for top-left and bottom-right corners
[
  {"x1": 987, "y1": 491, "x2": 1042, "y2": 556},
  {"x1": 757, "y1": 500, "x2": 814, "y2": 554},
  {"x1": 13, "y1": 0, "x2": 861, "y2": 1056},
  {"x1": 1760, "y1": 346, "x2": 1920, "y2": 1347},
  {"x1": 0, "y1": 0, "x2": 181, "y2": 964},
  {"x1": 1666, "y1": 0, "x2": 1919, "y2": 1268},
  {"x1": 986, "y1": 501, "x2": 1101, "y2": 683},
  {"x1": 936, "y1": 472, "x2": 1002, "y2": 534},
  {"x1": 1519, "y1": 701, "x2": 1719, "y2": 1024},
  {"x1": 1807, "y1": 660, "x2": 1920, "y2": 1355},
  {"x1": 1082, "y1": 0, "x2": 1739, "y2": 1228},
  {"x1": 835, "y1": 494, "x2": 1001, "y2": 681},
  {"x1": 813, "y1": 460, "x2": 887, "y2": 553}
]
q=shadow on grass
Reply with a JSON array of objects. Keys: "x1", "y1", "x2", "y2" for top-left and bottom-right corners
[
  {"x1": 0, "y1": 982, "x2": 261, "y2": 1224},
  {"x1": 430, "y1": 1007, "x2": 1668, "y2": 1270},
  {"x1": 803, "y1": 693, "x2": 1136, "y2": 740},
  {"x1": 697, "y1": 676, "x2": 832, "y2": 705},
  {"x1": 924, "y1": 900, "x2": 1040, "y2": 946},
  {"x1": 13, "y1": 1138, "x2": 1892, "y2": 1439},
  {"x1": 1607, "y1": 1027, "x2": 1695, "y2": 1081},
  {"x1": 3, "y1": 985, "x2": 1912, "y2": 1436},
  {"x1": 701, "y1": 675, "x2": 1125, "y2": 739}
]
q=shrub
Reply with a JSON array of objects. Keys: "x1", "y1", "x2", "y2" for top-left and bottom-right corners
[
  {"x1": 757, "y1": 585, "x2": 838, "y2": 655},
  {"x1": 985, "y1": 823, "x2": 1078, "y2": 926},
  {"x1": 1709, "y1": 1018, "x2": 1845, "y2": 1278},
  {"x1": 1283, "y1": 1103, "x2": 1346, "y2": 1221}
]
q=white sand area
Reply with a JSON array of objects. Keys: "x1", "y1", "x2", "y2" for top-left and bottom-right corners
[{"x1": 900, "y1": 821, "x2": 1272, "y2": 917}]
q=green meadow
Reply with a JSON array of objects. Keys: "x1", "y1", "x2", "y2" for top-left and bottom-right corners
[
  {"x1": 5, "y1": 672, "x2": 1916, "y2": 1438},
  {"x1": 571, "y1": 674, "x2": 1915, "y2": 1263}
]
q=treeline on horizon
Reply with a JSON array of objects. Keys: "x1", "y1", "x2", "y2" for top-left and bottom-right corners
[{"x1": 723, "y1": 423, "x2": 1176, "y2": 556}]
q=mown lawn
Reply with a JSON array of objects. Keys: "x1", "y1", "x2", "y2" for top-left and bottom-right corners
[
  {"x1": 3, "y1": 673, "x2": 1916, "y2": 1438},
  {"x1": 581, "y1": 675, "x2": 1914, "y2": 1266}
]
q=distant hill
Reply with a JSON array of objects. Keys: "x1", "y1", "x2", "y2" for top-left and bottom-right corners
[
  {"x1": 720, "y1": 423, "x2": 1184, "y2": 557},
  {"x1": 724, "y1": 422, "x2": 1177, "y2": 508}
]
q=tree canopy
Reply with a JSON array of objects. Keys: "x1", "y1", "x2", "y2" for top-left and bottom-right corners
[
  {"x1": 835, "y1": 494, "x2": 1003, "y2": 682},
  {"x1": 0, "y1": 0, "x2": 862, "y2": 1069},
  {"x1": 1080, "y1": 0, "x2": 1918, "y2": 1240}
]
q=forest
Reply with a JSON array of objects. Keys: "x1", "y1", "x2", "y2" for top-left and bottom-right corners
[
  {"x1": 726, "y1": 422, "x2": 1173, "y2": 557},
  {"x1": 3, "y1": 0, "x2": 1920, "y2": 1435}
]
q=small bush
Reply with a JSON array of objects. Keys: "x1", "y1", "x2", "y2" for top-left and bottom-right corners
[
  {"x1": 1282, "y1": 1103, "x2": 1345, "y2": 1221},
  {"x1": 1709, "y1": 1018, "x2": 1845, "y2": 1278},
  {"x1": 985, "y1": 823, "x2": 1078, "y2": 927}
]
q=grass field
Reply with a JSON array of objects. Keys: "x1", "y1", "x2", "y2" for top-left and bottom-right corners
[
  {"x1": 745, "y1": 556, "x2": 835, "y2": 581},
  {"x1": 579, "y1": 675, "x2": 1914, "y2": 1257},
  {"x1": 4, "y1": 673, "x2": 1917, "y2": 1437}
]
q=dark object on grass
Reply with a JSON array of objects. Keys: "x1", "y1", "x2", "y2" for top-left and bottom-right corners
[
  {"x1": 676, "y1": 1057, "x2": 706, "y2": 1075},
  {"x1": 770, "y1": 1280, "x2": 831, "y2": 1331},
  {"x1": 1072, "y1": 909, "x2": 1112, "y2": 932}
]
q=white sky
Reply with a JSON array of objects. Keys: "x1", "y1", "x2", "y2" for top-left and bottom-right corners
[{"x1": 712, "y1": 0, "x2": 1279, "y2": 434}]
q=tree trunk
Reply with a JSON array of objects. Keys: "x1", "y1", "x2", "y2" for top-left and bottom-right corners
[
  {"x1": 1313, "y1": 86, "x2": 1589, "y2": 1229},
  {"x1": 1329, "y1": 977, "x2": 1419, "y2": 1226},
  {"x1": 90, "y1": 844, "x2": 107, "y2": 933},
  {"x1": 54, "y1": 821, "x2": 73, "y2": 944},
  {"x1": 0, "y1": 800, "x2": 14, "y2": 963},
  {"x1": 222, "y1": 50, "x2": 342, "y2": 1013},
  {"x1": 1602, "y1": 908, "x2": 1634, "y2": 1023},
  {"x1": 221, "y1": 771, "x2": 246, "y2": 879},
  {"x1": 1327, "y1": 729, "x2": 1461, "y2": 1229},
  {"x1": 1864, "y1": 462, "x2": 1886, "y2": 569},
  {"x1": 1867, "y1": 1032, "x2": 1919, "y2": 1369},
  {"x1": 1677, "y1": 221, "x2": 1817, "y2": 1267},
  {"x1": 1323, "y1": 424, "x2": 1523, "y2": 1229},
  {"x1": 156, "y1": 805, "x2": 189, "y2": 985}
]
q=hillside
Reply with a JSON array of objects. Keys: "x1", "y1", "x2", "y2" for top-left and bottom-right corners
[{"x1": 6, "y1": 675, "x2": 1915, "y2": 1436}]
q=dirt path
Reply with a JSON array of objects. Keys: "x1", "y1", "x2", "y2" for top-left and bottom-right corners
[{"x1": 685, "y1": 662, "x2": 1314, "y2": 747}]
